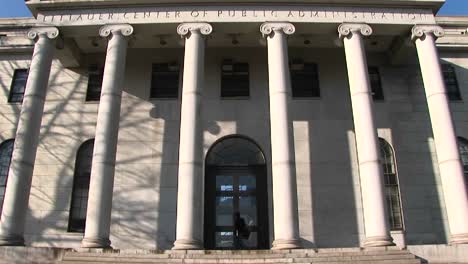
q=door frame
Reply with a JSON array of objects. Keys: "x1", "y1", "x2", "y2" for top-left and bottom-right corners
[{"x1": 204, "y1": 165, "x2": 269, "y2": 249}]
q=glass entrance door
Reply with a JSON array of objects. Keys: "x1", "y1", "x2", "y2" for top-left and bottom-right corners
[
  {"x1": 204, "y1": 136, "x2": 269, "y2": 249},
  {"x1": 205, "y1": 166, "x2": 269, "y2": 249}
]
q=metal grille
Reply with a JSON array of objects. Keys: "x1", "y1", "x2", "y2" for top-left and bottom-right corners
[
  {"x1": 150, "y1": 63, "x2": 180, "y2": 99},
  {"x1": 442, "y1": 64, "x2": 462, "y2": 101},
  {"x1": 68, "y1": 139, "x2": 94, "y2": 233},
  {"x1": 0, "y1": 139, "x2": 14, "y2": 218},
  {"x1": 379, "y1": 138, "x2": 404, "y2": 230},
  {"x1": 8, "y1": 69, "x2": 28, "y2": 103},
  {"x1": 290, "y1": 61, "x2": 320, "y2": 98},
  {"x1": 369, "y1": 67, "x2": 384, "y2": 101}
]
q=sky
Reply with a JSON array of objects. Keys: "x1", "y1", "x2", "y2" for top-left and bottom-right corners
[{"x1": 0, "y1": 0, "x2": 467, "y2": 18}]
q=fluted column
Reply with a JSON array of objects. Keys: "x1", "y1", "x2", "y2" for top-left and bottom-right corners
[
  {"x1": 412, "y1": 25, "x2": 468, "y2": 244},
  {"x1": 260, "y1": 22, "x2": 301, "y2": 250},
  {"x1": 81, "y1": 24, "x2": 133, "y2": 248},
  {"x1": 338, "y1": 23, "x2": 394, "y2": 247},
  {"x1": 172, "y1": 22, "x2": 212, "y2": 250},
  {"x1": 0, "y1": 27, "x2": 59, "y2": 246}
]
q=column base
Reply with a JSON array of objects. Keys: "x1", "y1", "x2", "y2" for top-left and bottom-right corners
[
  {"x1": 271, "y1": 239, "x2": 302, "y2": 250},
  {"x1": 81, "y1": 237, "x2": 111, "y2": 248},
  {"x1": 0, "y1": 234, "x2": 24, "y2": 246},
  {"x1": 172, "y1": 239, "x2": 203, "y2": 250},
  {"x1": 363, "y1": 235, "x2": 395, "y2": 247},
  {"x1": 450, "y1": 233, "x2": 468, "y2": 244}
]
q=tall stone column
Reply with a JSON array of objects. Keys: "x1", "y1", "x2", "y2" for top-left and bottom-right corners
[
  {"x1": 81, "y1": 24, "x2": 133, "y2": 248},
  {"x1": 0, "y1": 27, "x2": 59, "y2": 246},
  {"x1": 260, "y1": 22, "x2": 301, "y2": 250},
  {"x1": 412, "y1": 25, "x2": 468, "y2": 244},
  {"x1": 172, "y1": 22, "x2": 212, "y2": 250},
  {"x1": 338, "y1": 23, "x2": 394, "y2": 247}
]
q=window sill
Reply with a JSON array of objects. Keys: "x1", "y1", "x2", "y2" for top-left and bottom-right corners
[{"x1": 220, "y1": 97, "x2": 250, "y2": 100}]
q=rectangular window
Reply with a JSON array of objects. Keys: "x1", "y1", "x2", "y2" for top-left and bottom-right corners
[
  {"x1": 221, "y1": 60, "x2": 249, "y2": 98},
  {"x1": 86, "y1": 65, "x2": 103, "y2": 101},
  {"x1": 8, "y1": 69, "x2": 28, "y2": 103},
  {"x1": 442, "y1": 64, "x2": 462, "y2": 101},
  {"x1": 290, "y1": 61, "x2": 320, "y2": 98},
  {"x1": 150, "y1": 63, "x2": 180, "y2": 99},
  {"x1": 369, "y1": 67, "x2": 384, "y2": 101}
]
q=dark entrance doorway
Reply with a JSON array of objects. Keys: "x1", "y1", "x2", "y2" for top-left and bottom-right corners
[{"x1": 204, "y1": 136, "x2": 269, "y2": 249}]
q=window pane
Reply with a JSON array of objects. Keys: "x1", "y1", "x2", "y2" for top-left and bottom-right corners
[
  {"x1": 290, "y1": 61, "x2": 320, "y2": 98},
  {"x1": 206, "y1": 137, "x2": 265, "y2": 166},
  {"x1": 86, "y1": 65, "x2": 103, "y2": 101},
  {"x1": 216, "y1": 196, "x2": 233, "y2": 226},
  {"x1": 216, "y1": 175, "x2": 233, "y2": 192},
  {"x1": 151, "y1": 63, "x2": 179, "y2": 98},
  {"x1": 239, "y1": 196, "x2": 257, "y2": 226},
  {"x1": 215, "y1": 232, "x2": 234, "y2": 248},
  {"x1": 9, "y1": 69, "x2": 28, "y2": 103},
  {"x1": 379, "y1": 138, "x2": 403, "y2": 230},
  {"x1": 442, "y1": 64, "x2": 462, "y2": 101},
  {"x1": 69, "y1": 139, "x2": 94, "y2": 232},
  {"x1": 221, "y1": 61, "x2": 249, "y2": 98},
  {"x1": 239, "y1": 175, "x2": 256, "y2": 192},
  {"x1": 458, "y1": 137, "x2": 468, "y2": 183},
  {"x1": 369, "y1": 67, "x2": 384, "y2": 100},
  {"x1": 0, "y1": 139, "x2": 14, "y2": 217}
]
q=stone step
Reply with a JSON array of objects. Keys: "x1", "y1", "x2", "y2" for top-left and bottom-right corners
[
  {"x1": 311, "y1": 261, "x2": 421, "y2": 264},
  {"x1": 59, "y1": 248, "x2": 422, "y2": 264},
  {"x1": 61, "y1": 262, "x2": 311, "y2": 264}
]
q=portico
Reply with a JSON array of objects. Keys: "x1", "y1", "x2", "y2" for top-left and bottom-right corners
[{"x1": 0, "y1": 0, "x2": 466, "y2": 252}]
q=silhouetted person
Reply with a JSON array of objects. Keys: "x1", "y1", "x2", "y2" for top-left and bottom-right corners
[{"x1": 234, "y1": 212, "x2": 249, "y2": 249}]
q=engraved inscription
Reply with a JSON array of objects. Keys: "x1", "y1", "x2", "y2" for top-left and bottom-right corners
[{"x1": 37, "y1": 6, "x2": 435, "y2": 26}]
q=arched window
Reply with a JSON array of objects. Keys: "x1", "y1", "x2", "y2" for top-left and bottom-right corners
[
  {"x1": 458, "y1": 137, "x2": 468, "y2": 183},
  {"x1": 68, "y1": 139, "x2": 94, "y2": 233},
  {"x1": 379, "y1": 138, "x2": 404, "y2": 230},
  {"x1": 0, "y1": 139, "x2": 14, "y2": 216},
  {"x1": 206, "y1": 136, "x2": 265, "y2": 166}
]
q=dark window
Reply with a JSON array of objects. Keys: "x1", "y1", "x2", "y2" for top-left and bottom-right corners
[
  {"x1": 379, "y1": 138, "x2": 404, "y2": 230},
  {"x1": 0, "y1": 139, "x2": 14, "y2": 217},
  {"x1": 150, "y1": 63, "x2": 180, "y2": 99},
  {"x1": 442, "y1": 64, "x2": 462, "y2": 101},
  {"x1": 221, "y1": 60, "x2": 249, "y2": 98},
  {"x1": 290, "y1": 60, "x2": 320, "y2": 98},
  {"x1": 458, "y1": 137, "x2": 468, "y2": 184},
  {"x1": 68, "y1": 139, "x2": 94, "y2": 233},
  {"x1": 369, "y1": 67, "x2": 384, "y2": 100},
  {"x1": 86, "y1": 65, "x2": 103, "y2": 101},
  {"x1": 9, "y1": 69, "x2": 28, "y2": 103}
]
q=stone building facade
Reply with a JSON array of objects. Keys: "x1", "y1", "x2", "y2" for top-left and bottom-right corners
[{"x1": 0, "y1": 0, "x2": 467, "y2": 255}]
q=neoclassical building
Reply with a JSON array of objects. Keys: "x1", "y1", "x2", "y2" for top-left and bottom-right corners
[{"x1": 0, "y1": 0, "x2": 467, "y2": 256}]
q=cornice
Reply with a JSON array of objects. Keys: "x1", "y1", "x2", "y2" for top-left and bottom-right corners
[{"x1": 25, "y1": 0, "x2": 444, "y2": 16}]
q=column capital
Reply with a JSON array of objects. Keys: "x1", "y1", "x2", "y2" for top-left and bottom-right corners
[
  {"x1": 338, "y1": 23, "x2": 372, "y2": 39},
  {"x1": 177, "y1": 22, "x2": 213, "y2": 37},
  {"x1": 99, "y1": 24, "x2": 134, "y2": 38},
  {"x1": 260, "y1": 22, "x2": 295, "y2": 38},
  {"x1": 411, "y1": 25, "x2": 444, "y2": 41},
  {"x1": 27, "y1": 27, "x2": 59, "y2": 41}
]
